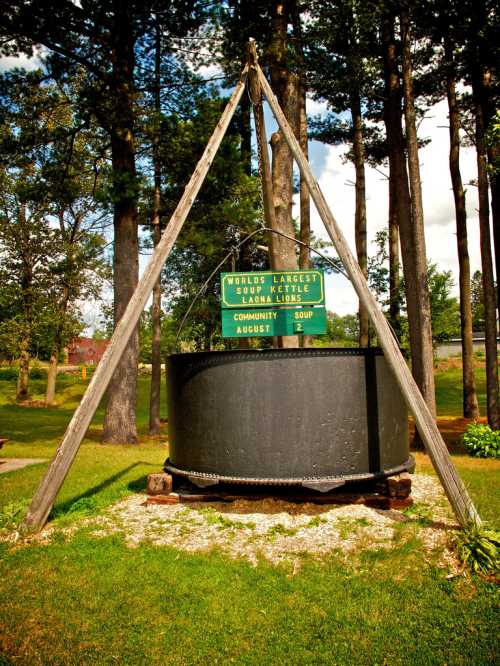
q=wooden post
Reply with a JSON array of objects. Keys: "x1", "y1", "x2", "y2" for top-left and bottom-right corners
[
  {"x1": 247, "y1": 40, "x2": 299, "y2": 348},
  {"x1": 23, "y1": 68, "x2": 248, "y2": 532},
  {"x1": 247, "y1": 41, "x2": 278, "y2": 262},
  {"x1": 248, "y1": 41, "x2": 279, "y2": 348},
  {"x1": 257, "y1": 64, "x2": 480, "y2": 527}
]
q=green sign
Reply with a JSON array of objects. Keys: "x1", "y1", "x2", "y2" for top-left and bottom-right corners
[
  {"x1": 221, "y1": 307, "x2": 327, "y2": 338},
  {"x1": 220, "y1": 270, "x2": 324, "y2": 308}
]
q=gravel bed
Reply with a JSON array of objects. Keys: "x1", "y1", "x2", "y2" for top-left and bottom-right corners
[{"x1": 81, "y1": 473, "x2": 460, "y2": 570}]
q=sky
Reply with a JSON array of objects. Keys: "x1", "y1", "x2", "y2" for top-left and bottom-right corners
[
  {"x1": 1, "y1": 50, "x2": 492, "y2": 327},
  {"x1": 304, "y1": 96, "x2": 487, "y2": 315}
]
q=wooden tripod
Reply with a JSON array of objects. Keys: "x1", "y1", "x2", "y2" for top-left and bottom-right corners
[{"x1": 23, "y1": 43, "x2": 479, "y2": 532}]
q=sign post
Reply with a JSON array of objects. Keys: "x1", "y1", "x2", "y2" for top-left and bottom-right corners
[{"x1": 220, "y1": 269, "x2": 326, "y2": 338}]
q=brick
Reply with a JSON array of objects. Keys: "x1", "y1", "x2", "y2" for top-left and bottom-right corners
[{"x1": 146, "y1": 472, "x2": 173, "y2": 496}]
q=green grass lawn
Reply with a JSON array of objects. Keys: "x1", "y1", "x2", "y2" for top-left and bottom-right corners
[
  {"x1": 0, "y1": 367, "x2": 498, "y2": 665},
  {"x1": 0, "y1": 372, "x2": 167, "y2": 519},
  {"x1": 434, "y1": 361, "x2": 490, "y2": 417}
]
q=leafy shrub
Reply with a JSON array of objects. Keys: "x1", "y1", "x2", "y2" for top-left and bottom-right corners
[
  {"x1": 0, "y1": 367, "x2": 19, "y2": 381},
  {"x1": 67, "y1": 496, "x2": 99, "y2": 515},
  {"x1": 463, "y1": 423, "x2": 500, "y2": 458},
  {"x1": 0, "y1": 499, "x2": 29, "y2": 534},
  {"x1": 29, "y1": 367, "x2": 48, "y2": 379},
  {"x1": 454, "y1": 523, "x2": 500, "y2": 575}
]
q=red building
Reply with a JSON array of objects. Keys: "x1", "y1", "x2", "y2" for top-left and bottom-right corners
[{"x1": 67, "y1": 337, "x2": 110, "y2": 365}]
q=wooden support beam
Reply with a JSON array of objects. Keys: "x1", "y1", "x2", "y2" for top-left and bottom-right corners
[
  {"x1": 257, "y1": 64, "x2": 480, "y2": 527},
  {"x1": 247, "y1": 41, "x2": 277, "y2": 260},
  {"x1": 247, "y1": 40, "x2": 299, "y2": 348},
  {"x1": 23, "y1": 68, "x2": 248, "y2": 532}
]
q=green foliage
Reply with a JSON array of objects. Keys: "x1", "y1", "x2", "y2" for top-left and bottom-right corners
[
  {"x1": 463, "y1": 423, "x2": 500, "y2": 459},
  {"x1": 0, "y1": 69, "x2": 108, "y2": 370},
  {"x1": 471, "y1": 270, "x2": 485, "y2": 332},
  {"x1": 139, "y1": 310, "x2": 177, "y2": 363},
  {"x1": 0, "y1": 367, "x2": 19, "y2": 381},
  {"x1": 159, "y1": 95, "x2": 265, "y2": 351},
  {"x1": 402, "y1": 502, "x2": 434, "y2": 527},
  {"x1": 427, "y1": 264, "x2": 460, "y2": 343},
  {"x1": 66, "y1": 496, "x2": 99, "y2": 516},
  {"x1": 367, "y1": 231, "x2": 460, "y2": 347},
  {"x1": 454, "y1": 523, "x2": 500, "y2": 575},
  {"x1": 266, "y1": 523, "x2": 298, "y2": 537},
  {"x1": 0, "y1": 498, "x2": 29, "y2": 534},
  {"x1": 323, "y1": 311, "x2": 359, "y2": 344},
  {"x1": 485, "y1": 111, "x2": 500, "y2": 175}
]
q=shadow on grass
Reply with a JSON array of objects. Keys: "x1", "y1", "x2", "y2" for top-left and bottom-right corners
[
  {"x1": 51, "y1": 461, "x2": 158, "y2": 519},
  {"x1": 0, "y1": 405, "x2": 72, "y2": 443}
]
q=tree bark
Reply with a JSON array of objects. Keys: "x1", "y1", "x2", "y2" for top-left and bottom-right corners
[
  {"x1": 445, "y1": 39, "x2": 479, "y2": 419},
  {"x1": 351, "y1": 91, "x2": 369, "y2": 348},
  {"x1": 471, "y1": 3, "x2": 499, "y2": 330},
  {"x1": 16, "y1": 346, "x2": 30, "y2": 401},
  {"x1": 292, "y1": 3, "x2": 312, "y2": 348},
  {"x1": 16, "y1": 201, "x2": 32, "y2": 401},
  {"x1": 383, "y1": 14, "x2": 436, "y2": 451},
  {"x1": 268, "y1": 0, "x2": 300, "y2": 348},
  {"x1": 240, "y1": 91, "x2": 253, "y2": 178},
  {"x1": 474, "y1": 87, "x2": 500, "y2": 429},
  {"x1": 298, "y1": 92, "x2": 311, "y2": 272},
  {"x1": 388, "y1": 182, "x2": 401, "y2": 338},
  {"x1": 383, "y1": 18, "x2": 411, "y2": 354},
  {"x1": 46, "y1": 318, "x2": 66, "y2": 406},
  {"x1": 45, "y1": 350, "x2": 58, "y2": 405},
  {"x1": 488, "y1": 155, "x2": 500, "y2": 329},
  {"x1": 102, "y1": 5, "x2": 139, "y2": 444},
  {"x1": 400, "y1": 10, "x2": 436, "y2": 420},
  {"x1": 149, "y1": 15, "x2": 162, "y2": 436}
]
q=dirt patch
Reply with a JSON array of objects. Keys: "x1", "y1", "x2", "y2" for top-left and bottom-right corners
[
  {"x1": 409, "y1": 416, "x2": 488, "y2": 453},
  {"x1": 434, "y1": 356, "x2": 486, "y2": 372},
  {"x1": 0, "y1": 458, "x2": 47, "y2": 474},
  {"x1": 39, "y1": 473, "x2": 461, "y2": 571},
  {"x1": 16, "y1": 399, "x2": 50, "y2": 408}
]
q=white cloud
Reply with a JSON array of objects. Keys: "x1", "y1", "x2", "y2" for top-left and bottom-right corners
[
  {"x1": 0, "y1": 51, "x2": 42, "y2": 72},
  {"x1": 306, "y1": 95, "x2": 328, "y2": 117}
]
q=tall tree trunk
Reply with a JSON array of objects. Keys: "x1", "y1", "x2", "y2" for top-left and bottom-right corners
[
  {"x1": 488, "y1": 154, "x2": 500, "y2": 329},
  {"x1": 298, "y1": 92, "x2": 310, "y2": 273},
  {"x1": 240, "y1": 92, "x2": 253, "y2": 178},
  {"x1": 269, "y1": 0, "x2": 299, "y2": 348},
  {"x1": 472, "y1": 3, "x2": 500, "y2": 330},
  {"x1": 474, "y1": 87, "x2": 500, "y2": 429},
  {"x1": 16, "y1": 345, "x2": 30, "y2": 401},
  {"x1": 483, "y1": 74, "x2": 500, "y2": 329},
  {"x1": 46, "y1": 250, "x2": 71, "y2": 406},
  {"x1": 102, "y1": 5, "x2": 139, "y2": 444},
  {"x1": 45, "y1": 349, "x2": 58, "y2": 406},
  {"x1": 351, "y1": 91, "x2": 369, "y2": 348},
  {"x1": 298, "y1": 87, "x2": 313, "y2": 348},
  {"x1": 292, "y1": 3, "x2": 312, "y2": 348},
  {"x1": 383, "y1": 14, "x2": 436, "y2": 451},
  {"x1": 16, "y1": 201, "x2": 32, "y2": 401},
  {"x1": 46, "y1": 320, "x2": 66, "y2": 406},
  {"x1": 388, "y1": 183, "x2": 401, "y2": 338},
  {"x1": 383, "y1": 18, "x2": 410, "y2": 354},
  {"x1": 445, "y1": 39, "x2": 479, "y2": 419},
  {"x1": 149, "y1": 16, "x2": 162, "y2": 436},
  {"x1": 400, "y1": 9, "x2": 436, "y2": 420}
]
